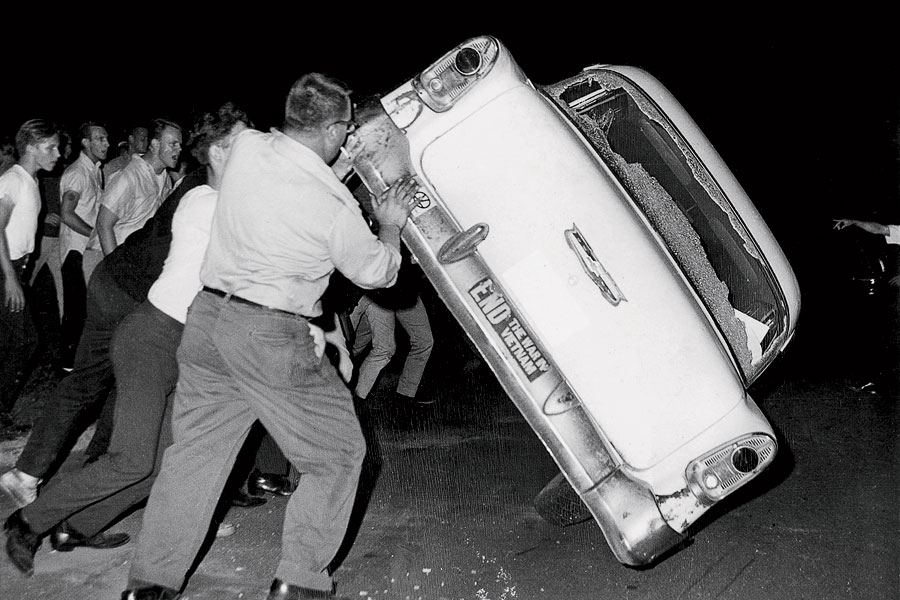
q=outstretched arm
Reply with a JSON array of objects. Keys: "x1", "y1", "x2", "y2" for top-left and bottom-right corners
[{"x1": 833, "y1": 219, "x2": 891, "y2": 236}]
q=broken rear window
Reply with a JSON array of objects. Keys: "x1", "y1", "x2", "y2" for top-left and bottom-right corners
[{"x1": 543, "y1": 73, "x2": 788, "y2": 383}]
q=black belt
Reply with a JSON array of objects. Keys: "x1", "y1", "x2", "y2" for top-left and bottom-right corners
[{"x1": 202, "y1": 286, "x2": 306, "y2": 319}]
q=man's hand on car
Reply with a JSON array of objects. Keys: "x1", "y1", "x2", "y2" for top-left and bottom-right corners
[{"x1": 372, "y1": 175, "x2": 419, "y2": 230}]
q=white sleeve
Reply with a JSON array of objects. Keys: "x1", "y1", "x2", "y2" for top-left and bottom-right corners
[{"x1": 886, "y1": 224, "x2": 900, "y2": 246}]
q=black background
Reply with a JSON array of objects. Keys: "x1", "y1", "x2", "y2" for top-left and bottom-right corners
[{"x1": 5, "y1": 12, "x2": 899, "y2": 317}]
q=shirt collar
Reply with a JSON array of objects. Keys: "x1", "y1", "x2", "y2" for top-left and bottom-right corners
[{"x1": 78, "y1": 151, "x2": 100, "y2": 173}]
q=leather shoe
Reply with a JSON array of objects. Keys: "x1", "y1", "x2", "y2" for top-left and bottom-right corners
[
  {"x1": 267, "y1": 578, "x2": 338, "y2": 599},
  {"x1": 4, "y1": 509, "x2": 40, "y2": 577},
  {"x1": 121, "y1": 584, "x2": 180, "y2": 599},
  {"x1": 50, "y1": 520, "x2": 130, "y2": 552},
  {"x1": 248, "y1": 471, "x2": 294, "y2": 496},
  {"x1": 230, "y1": 488, "x2": 267, "y2": 508}
]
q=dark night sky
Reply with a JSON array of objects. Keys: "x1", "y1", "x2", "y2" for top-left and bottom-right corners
[{"x1": 5, "y1": 12, "x2": 899, "y2": 295}]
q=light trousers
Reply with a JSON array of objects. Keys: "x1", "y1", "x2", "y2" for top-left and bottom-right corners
[
  {"x1": 129, "y1": 290, "x2": 365, "y2": 592},
  {"x1": 350, "y1": 294, "x2": 433, "y2": 399}
]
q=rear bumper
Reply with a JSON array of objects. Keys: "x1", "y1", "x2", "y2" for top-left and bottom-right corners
[{"x1": 583, "y1": 470, "x2": 686, "y2": 566}]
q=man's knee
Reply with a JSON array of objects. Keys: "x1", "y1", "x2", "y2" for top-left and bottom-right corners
[
  {"x1": 369, "y1": 337, "x2": 396, "y2": 360},
  {"x1": 412, "y1": 329, "x2": 434, "y2": 354},
  {"x1": 107, "y1": 451, "x2": 158, "y2": 482}
]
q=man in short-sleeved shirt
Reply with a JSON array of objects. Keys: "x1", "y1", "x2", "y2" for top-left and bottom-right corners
[
  {"x1": 1, "y1": 166, "x2": 42, "y2": 265},
  {"x1": 57, "y1": 123, "x2": 109, "y2": 370},
  {"x1": 92, "y1": 119, "x2": 181, "y2": 256},
  {"x1": 0, "y1": 120, "x2": 60, "y2": 427},
  {"x1": 59, "y1": 125, "x2": 107, "y2": 266}
]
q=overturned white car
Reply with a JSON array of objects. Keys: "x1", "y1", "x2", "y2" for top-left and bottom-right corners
[{"x1": 346, "y1": 35, "x2": 800, "y2": 566}]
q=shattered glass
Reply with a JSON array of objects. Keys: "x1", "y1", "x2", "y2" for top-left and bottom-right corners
[{"x1": 543, "y1": 73, "x2": 787, "y2": 381}]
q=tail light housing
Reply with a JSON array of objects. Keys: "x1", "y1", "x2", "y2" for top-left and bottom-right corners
[{"x1": 686, "y1": 434, "x2": 777, "y2": 503}]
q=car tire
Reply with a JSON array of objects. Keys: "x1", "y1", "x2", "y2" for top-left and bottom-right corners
[{"x1": 534, "y1": 472, "x2": 592, "y2": 527}]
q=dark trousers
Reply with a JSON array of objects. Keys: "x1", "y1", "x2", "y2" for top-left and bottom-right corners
[
  {"x1": 226, "y1": 422, "x2": 292, "y2": 496},
  {"x1": 59, "y1": 250, "x2": 88, "y2": 369},
  {"x1": 15, "y1": 260, "x2": 139, "y2": 479},
  {"x1": 23, "y1": 301, "x2": 181, "y2": 537},
  {"x1": 253, "y1": 424, "x2": 291, "y2": 475},
  {"x1": 0, "y1": 257, "x2": 39, "y2": 414}
]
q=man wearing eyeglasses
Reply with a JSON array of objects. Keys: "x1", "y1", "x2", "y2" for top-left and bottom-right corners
[{"x1": 122, "y1": 73, "x2": 420, "y2": 600}]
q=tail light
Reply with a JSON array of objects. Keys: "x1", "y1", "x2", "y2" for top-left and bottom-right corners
[
  {"x1": 686, "y1": 434, "x2": 777, "y2": 503},
  {"x1": 412, "y1": 36, "x2": 500, "y2": 112}
]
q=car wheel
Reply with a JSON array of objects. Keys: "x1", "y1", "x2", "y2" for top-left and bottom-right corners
[{"x1": 534, "y1": 472, "x2": 592, "y2": 527}]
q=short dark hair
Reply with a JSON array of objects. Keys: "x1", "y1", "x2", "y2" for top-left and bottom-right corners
[
  {"x1": 79, "y1": 121, "x2": 106, "y2": 141},
  {"x1": 188, "y1": 102, "x2": 253, "y2": 165},
  {"x1": 15, "y1": 119, "x2": 59, "y2": 157},
  {"x1": 283, "y1": 72, "x2": 352, "y2": 132},
  {"x1": 148, "y1": 118, "x2": 182, "y2": 141}
]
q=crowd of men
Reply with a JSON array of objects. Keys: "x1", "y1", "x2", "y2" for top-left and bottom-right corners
[{"x1": 0, "y1": 73, "x2": 435, "y2": 600}]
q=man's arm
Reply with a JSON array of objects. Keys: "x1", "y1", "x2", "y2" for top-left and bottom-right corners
[
  {"x1": 60, "y1": 189, "x2": 93, "y2": 236},
  {"x1": 833, "y1": 219, "x2": 891, "y2": 236},
  {"x1": 886, "y1": 224, "x2": 900, "y2": 246},
  {"x1": 331, "y1": 176, "x2": 419, "y2": 290},
  {"x1": 0, "y1": 197, "x2": 25, "y2": 311},
  {"x1": 96, "y1": 205, "x2": 120, "y2": 255}
]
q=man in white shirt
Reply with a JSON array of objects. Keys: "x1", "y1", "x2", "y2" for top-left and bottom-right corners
[
  {"x1": 94, "y1": 119, "x2": 181, "y2": 256},
  {"x1": 0, "y1": 120, "x2": 60, "y2": 427},
  {"x1": 58, "y1": 122, "x2": 110, "y2": 371}
]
